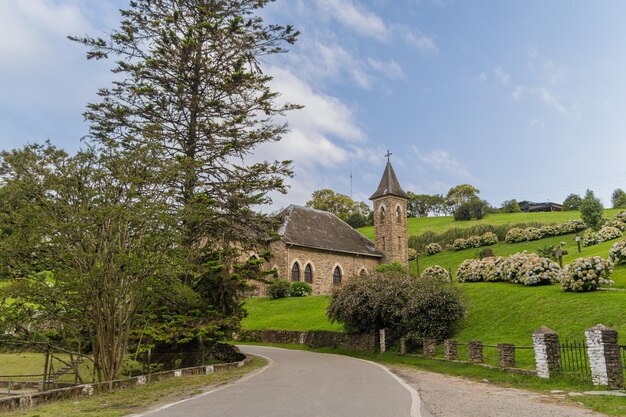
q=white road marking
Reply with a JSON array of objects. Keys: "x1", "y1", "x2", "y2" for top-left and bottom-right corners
[{"x1": 127, "y1": 352, "x2": 274, "y2": 417}]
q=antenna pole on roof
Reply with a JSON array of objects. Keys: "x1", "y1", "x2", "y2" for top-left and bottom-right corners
[
  {"x1": 385, "y1": 150, "x2": 392, "y2": 163},
  {"x1": 350, "y1": 171, "x2": 353, "y2": 199}
]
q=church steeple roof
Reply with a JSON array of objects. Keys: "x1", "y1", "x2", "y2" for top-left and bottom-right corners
[{"x1": 369, "y1": 161, "x2": 409, "y2": 200}]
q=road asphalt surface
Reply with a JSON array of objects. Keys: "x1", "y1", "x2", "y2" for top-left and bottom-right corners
[
  {"x1": 130, "y1": 345, "x2": 426, "y2": 417},
  {"x1": 130, "y1": 345, "x2": 606, "y2": 417}
]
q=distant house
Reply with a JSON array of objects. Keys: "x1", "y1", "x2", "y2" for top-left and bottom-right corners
[{"x1": 518, "y1": 201, "x2": 563, "y2": 213}]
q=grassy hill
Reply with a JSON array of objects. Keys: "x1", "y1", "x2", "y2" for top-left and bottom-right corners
[
  {"x1": 356, "y1": 209, "x2": 622, "y2": 240},
  {"x1": 243, "y1": 208, "x2": 626, "y2": 350},
  {"x1": 242, "y1": 286, "x2": 626, "y2": 347}
]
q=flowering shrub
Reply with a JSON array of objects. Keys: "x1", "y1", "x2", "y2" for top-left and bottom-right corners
[
  {"x1": 421, "y1": 265, "x2": 450, "y2": 282},
  {"x1": 519, "y1": 255, "x2": 561, "y2": 286},
  {"x1": 424, "y1": 243, "x2": 442, "y2": 256},
  {"x1": 583, "y1": 226, "x2": 622, "y2": 246},
  {"x1": 609, "y1": 239, "x2": 626, "y2": 265},
  {"x1": 606, "y1": 219, "x2": 626, "y2": 231},
  {"x1": 615, "y1": 211, "x2": 626, "y2": 223},
  {"x1": 525, "y1": 227, "x2": 544, "y2": 241},
  {"x1": 456, "y1": 259, "x2": 482, "y2": 282},
  {"x1": 481, "y1": 232, "x2": 498, "y2": 246},
  {"x1": 456, "y1": 252, "x2": 559, "y2": 286},
  {"x1": 452, "y1": 238, "x2": 469, "y2": 250},
  {"x1": 560, "y1": 257, "x2": 614, "y2": 292},
  {"x1": 467, "y1": 235, "x2": 483, "y2": 248},
  {"x1": 505, "y1": 220, "x2": 586, "y2": 244},
  {"x1": 505, "y1": 228, "x2": 527, "y2": 243},
  {"x1": 408, "y1": 247, "x2": 417, "y2": 261},
  {"x1": 290, "y1": 281, "x2": 312, "y2": 297}
]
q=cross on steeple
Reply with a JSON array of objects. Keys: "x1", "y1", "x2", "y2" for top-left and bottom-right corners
[{"x1": 385, "y1": 150, "x2": 392, "y2": 163}]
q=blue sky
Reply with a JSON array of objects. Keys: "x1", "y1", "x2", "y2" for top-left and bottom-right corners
[{"x1": 3, "y1": 1, "x2": 626, "y2": 210}]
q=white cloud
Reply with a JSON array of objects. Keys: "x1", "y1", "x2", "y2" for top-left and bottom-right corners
[
  {"x1": 399, "y1": 27, "x2": 440, "y2": 53},
  {"x1": 511, "y1": 85, "x2": 524, "y2": 100},
  {"x1": 532, "y1": 87, "x2": 566, "y2": 114},
  {"x1": 411, "y1": 146, "x2": 474, "y2": 181},
  {"x1": 316, "y1": 0, "x2": 390, "y2": 41},
  {"x1": 367, "y1": 58, "x2": 404, "y2": 79},
  {"x1": 479, "y1": 73, "x2": 488, "y2": 82},
  {"x1": 494, "y1": 67, "x2": 510, "y2": 85}
]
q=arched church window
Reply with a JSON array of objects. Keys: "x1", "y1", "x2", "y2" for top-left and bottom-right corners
[
  {"x1": 396, "y1": 205, "x2": 402, "y2": 224},
  {"x1": 380, "y1": 206, "x2": 385, "y2": 223},
  {"x1": 304, "y1": 264, "x2": 313, "y2": 284},
  {"x1": 291, "y1": 262, "x2": 300, "y2": 281},
  {"x1": 333, "y1": 266, "x2": 342, "y2": 285}
]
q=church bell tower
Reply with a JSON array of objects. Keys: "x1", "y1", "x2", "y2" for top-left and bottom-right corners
[{"x1": 369, "y1": 151, "x2": 409, "y2": 266}]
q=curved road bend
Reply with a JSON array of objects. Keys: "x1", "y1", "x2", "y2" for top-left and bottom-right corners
[{"x1": 131, "y1": 345, "x2": 428, "y2": 417}]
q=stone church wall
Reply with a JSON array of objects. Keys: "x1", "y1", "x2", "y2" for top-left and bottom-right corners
[{"x1": 261, "y1": 241, "x2": 380, "y2": 295}]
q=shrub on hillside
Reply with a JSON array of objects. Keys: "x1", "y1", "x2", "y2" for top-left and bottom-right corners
[
  {"x1": 374, "y1": 262, "x2": 406, "y2": 273},
  {"x1": 580, "y1": 189, "x2": 604, "y2": 230},
  {"x1": 467, "y1": 235, "x2": 483, "y2": 248},
  {"x1": 606, "y1": 219, "x2": 626, "y2": 231},
  {"x1": 456, "y1": 252, "x2": 559, "y2": 286},
  {"x1": 609, "y1": 239, "x2": 626, "y2": 265},
  {"x1": 505, "y1": 228, "x2": 526, "y2": 243},
  {"x1": 408, "y1": 247, "x2": 417, "y2": 261},
  {"x1": 424, "y1": 243, "x2": 442, "y2": 256},
  {"x1": 421, "y1": 265, "x2": 450, "y2": 283},
  {"x1": 267, "y1": 279, "x2": 291, "y2": 299},
  {"x1": 290, "y1": 281, "x2": 312, "y2": 297},
  {"x1": 615, "y1": 211, "x2": 626, "y2": 223},
  {"x1": 525, "y1": 227, "x2": 544, "y2": 241},
  {"x1": 452, "y1": 238, "x2": 471, "y2": 250},
  {"x1": 583, "y1": 226, "x2": 622, "y2": 246},
  {"x1": 560, "y1": 257, "x2": 614, "y2": 292},
  {"x1": 327, "y1": 270, "x2": 464, "y2": 342},
  {"x1": 481, "y1": 232, "x2": 498, "y2": 246}
]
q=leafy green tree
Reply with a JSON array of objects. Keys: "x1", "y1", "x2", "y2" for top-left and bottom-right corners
[
  {"x1": 446, "y1": 184, "x2": 480, "y2": 212},
  {"x1": 580, "y1": 189, "x2": 604, "y2": 230},
  {"x1": 611, "y1": 188, "x2": 626, "y2": 209},
  {"x1": 0, "y1": 142, "x2": 179, "y2": 381},
  {"x1": 306, "y1": 189, "x2": 372, "y2": 227},
  {"x1": 501, "y1": 199, "x2": 521, "y2": 213},
  {"x1": 453, "y1": 199, "x2": 489, "y2": 221},
  {"x1": 67, "y1": 0, "x2": 301, "y2": 357},
  {"x1": 407, "y1": 192, "x2": 435, "y2": 217},
  {"x1": 70, "y1": 0, "x2": 300, "y2": 262},
  {"x1": 562, "y1": 194, "x2": 582, "y2": 211}
]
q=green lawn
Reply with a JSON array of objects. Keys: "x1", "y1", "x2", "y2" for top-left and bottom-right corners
[
  {"x1": 242, "y1": 296, "x2": 343, "y2": 332},
  {"x1": 243, "y1": 287, "x2": 626, "y2": 346},
  {"x1": 357, "y1": 209, "x2": 622, "y2": 240}
]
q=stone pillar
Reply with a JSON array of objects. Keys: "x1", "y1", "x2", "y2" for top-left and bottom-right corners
[
  {"x1": 532, "y1": 326, "x2": 561, "y2": 378},
  {"x1": 468, "y1": 341, "x2": 483, "y2": 363},
  {"x1": 379, "y1": 328, "x2": 393, "y2": 353},
  {"x1": 423, "y1": 339, "x2": 437, "y2": 357},
  {"x1": 585, "y1": 324, "x2": 623, "y2": 389},
  {"x1": 399, "y1": 337, "x2": 407, "y2": 355},
  {"x1": 445, "y1": 339, "x2": 458, "y2": 360},
  {"x1": 498, "y1": 344, "x2": 516, "y2": 368}
]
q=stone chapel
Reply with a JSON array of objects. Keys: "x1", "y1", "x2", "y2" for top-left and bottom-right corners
[{"x1": 257, "y1": 158, "x2": 409, "y2": 295}]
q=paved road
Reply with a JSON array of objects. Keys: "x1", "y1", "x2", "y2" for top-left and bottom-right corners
[{"x1": 132, "y1": 345, "x2": 424, "y2": 417}]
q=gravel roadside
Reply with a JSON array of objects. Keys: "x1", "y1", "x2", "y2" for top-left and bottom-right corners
[{"x1": 391, "y1": 366, "x2": 607, "y2": 417}]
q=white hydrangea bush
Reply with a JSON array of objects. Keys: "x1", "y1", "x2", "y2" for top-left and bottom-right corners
[
  {"x1": 609, "y1": 239, "x2": 626, "y2": 265},
  {"x1": 424, "y1": 243, "x2": 442, "y2": 256},
  {"x1": 481, "y1": 232, "x2": 498, "y2": 246},
  {"x1": 456, "y1": 259, "x2": 482, "y2": 282},
  {"x1": 560, "y1": 256, "x2": 614, "y2": 292},
  {"x1": 421, "y1": 265, "x2": 451, "y2": 282},
  {"x1": 505, "y1": 228, "x2": 526, "y2": 243},
  {"x1": 583, "y1": 226, "x2": 622, "y2": 247}
]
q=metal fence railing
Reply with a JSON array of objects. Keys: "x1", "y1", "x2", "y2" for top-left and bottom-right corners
[{"x1": 560, "y1": 339, "x2": 591, "y2": 383}]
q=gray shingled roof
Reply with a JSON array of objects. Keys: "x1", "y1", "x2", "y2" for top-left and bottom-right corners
[
  {"x1": 276, "y1": 205, "x2": 382, "y2": 258},
  {"x1": 369, "y1": 162, "x2": 410, "y2": 200}
]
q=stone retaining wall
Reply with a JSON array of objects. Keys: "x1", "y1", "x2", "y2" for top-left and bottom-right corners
[
  {"x1": 237, "y1": 330, "x2": 376, "y2": 351},
  {"x1": 0, "y1": 356, "x2": 253, "y2": 412}
]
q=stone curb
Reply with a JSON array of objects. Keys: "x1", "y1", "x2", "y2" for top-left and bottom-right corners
[{"x1": 0, "y1": 356, "x2": 253, "y2": 412}]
